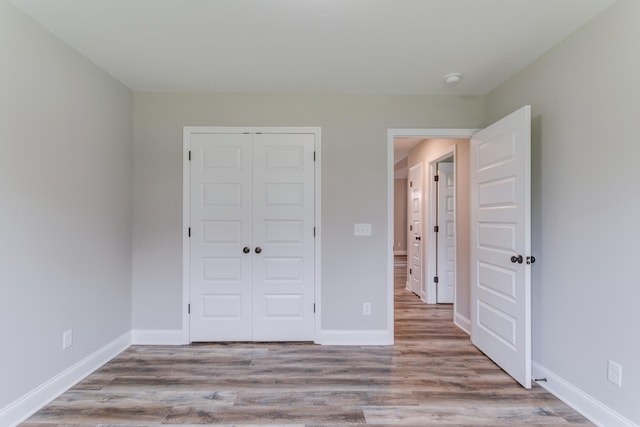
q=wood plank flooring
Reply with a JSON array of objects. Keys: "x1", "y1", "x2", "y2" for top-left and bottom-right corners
[{"x1": 22, "y1": 256, "x2": 591, "y2": 426}]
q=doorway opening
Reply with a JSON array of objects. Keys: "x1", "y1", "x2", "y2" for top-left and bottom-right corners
[{"x1": 387, "y1": 129, "x2": 476, "y2": 340}]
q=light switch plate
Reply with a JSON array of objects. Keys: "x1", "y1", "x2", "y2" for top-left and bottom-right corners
[{"x1": 354, "y1": 223, "x2": 372, "y2": 236}]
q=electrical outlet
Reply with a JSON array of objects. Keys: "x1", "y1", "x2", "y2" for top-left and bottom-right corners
[
  {"x1": 63, "y1": 329, "x2": 73, "y2": 350},
  {"x1": 607, "y1": 360, "x2": 622, "y2": 387},
  {"x1": 363, "y1": 302, "x2": 372, "y2": 315}
]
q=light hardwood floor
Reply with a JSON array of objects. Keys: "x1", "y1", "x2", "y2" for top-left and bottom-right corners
[{"x1": 22, "y1": 257, "x2": 591, "y2": 426}]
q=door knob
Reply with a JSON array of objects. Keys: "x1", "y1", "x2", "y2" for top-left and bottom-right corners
[
  {"x1": 510, "y1": 255, "x2": 523, "y2": 264},
  {"x1": 243, "y1": 247, "x2": 250, "y2": 254},
  {"x1": 415, "y1": 236, "x2": 421, "y2": 241},
  {"x1": 527, "y1": 256, "x2": 536, "y2": 265},
  {"x1": 255, "y1": 247, "x2": 262, "y2": 254}
]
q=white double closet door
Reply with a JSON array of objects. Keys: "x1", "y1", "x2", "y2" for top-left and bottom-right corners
[{"x1": 189, "y1": 130, "x2": 315, "y2": 342}]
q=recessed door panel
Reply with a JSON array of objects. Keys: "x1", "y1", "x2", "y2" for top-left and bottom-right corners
[
  {"x1": 202, "y1": 295, "x2": 242, "y2": 318},
  {"x1": 479, "y1": 178, "x2": 517, "y2": 208},
  {"x1": 264, "y1": 257, "x2": 303, "y2": 281},
  {"x1": 477, "y1": 301, "x2": 517, "y2": 348},
  {"x1": 265, "y1": 146, "x2": 305, "y2": 170},
  {"x1": 202, "y1": 183, "x2": 243, "y2": 207},
  {"x1": 477, "y1": 132, "x2": 516, "y2": 169},
  {"x1": 478, "y1": 223, "x2": 516, "y2": 252},
  {"x1": 203, "y1": 146, "x2": 243, "y2": 169},
  {"x1": 202, "y1": 220, "x2": 242, "y2": 244},
  {"x1": 201, "y1": 257, "x2": 242, "y2": 282},
  {"x1": 477, "y1": 262, "x2": 516, "y2": 300},
  {"x1": 264, "y1": 183, "x2": 304, "y2": 206},
  {"x1": 264, "y1": 220, "x2": 304, "y2": 244},
  {"x1": 264, "y1": 295, "x2": 304, "y2": 318}
]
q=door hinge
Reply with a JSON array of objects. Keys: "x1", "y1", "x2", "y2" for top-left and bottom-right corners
[
  {"x1": 434, "y1": 175, "x2": 439, "y2": 182},
  {"x1": 188, "y1": 227, "x2": 191, "y2": 237},
  {"x1": 188, "y1": 303, "x2": 191, "y2": 314},
  {"x1": 409, "y1": 268, "x2": 412, "y2": 275},
  {"x1": 434, "y1": 225, "x2": 439, "y2": 233},
  {"x1": 434, "y1": 276, "x2": 439, "y2": 283},
  {"x1": 409, "y1": 181, "x2": 413, "y2": 187},
  {"x1": 188, "y1": 150, "x2": 191, "y2": 161},
  {"x1": 313, "y1": 227, "x2": 316, "y2": 237},
  {"x1": 313, "y1": 151, "x2": 316, "y2": 161},
  {"x1": 313, "y1": 303, "x2": 316, "y2": 313},
  {"x1": 409, "y1": 224, "x2": 413, "y2": 231}
]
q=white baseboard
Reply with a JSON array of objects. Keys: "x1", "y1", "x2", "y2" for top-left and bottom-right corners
[
  {"x1": 532, "y1": 361, "x2": 638, "y2": 427},
  {"x1": 317, "y1": 329, "x2": 393, "y2": 345},
  {"x1": 394, "y1": 250, "x2": 407, "y2": 256},
  {"x1": 454, "y1": 312, "x2": 471, "y2": 335},
  {"x1": 131, "y1": 329, "x2": 184, "y2": 345},
  {"x1": 0, "y1": 331, "x2": 131, "y2": 427}
]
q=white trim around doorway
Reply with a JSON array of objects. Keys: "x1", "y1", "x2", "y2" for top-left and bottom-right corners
[{"x1": 387, "y1": 128, "x2": 477, "y2": 341}]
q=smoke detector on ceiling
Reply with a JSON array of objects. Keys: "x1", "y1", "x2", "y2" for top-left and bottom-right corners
[{"x1": 444, "y1": 73, "x2": 463, "y2": 85}]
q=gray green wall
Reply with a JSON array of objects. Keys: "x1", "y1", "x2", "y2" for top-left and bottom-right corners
[
  {"x1": 0, "y1": 0, "x2": 133, "y2": 411},
  {"x1": 486, "y1": 0, "x2": 640, "y2": 423},
  {"x1": 132, "y1": 93, "x2": 484, "y2": 332}
]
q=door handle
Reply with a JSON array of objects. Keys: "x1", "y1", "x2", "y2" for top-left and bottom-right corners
[
  {"x1": 415, "y1": 236, "x2": 421, "y2": 241},
  {"x1": 510, "y1": 255, "x2": 523, "y2": 264},
  {"x1": 527, "y1": 256, "x2": 536, "y2": 265},
  {"x1": 243, "y1": 246, "x2": 250, "y2": 254},
  {"x1": 255, "y1": 247, "x2": 262, "y2": 254}
]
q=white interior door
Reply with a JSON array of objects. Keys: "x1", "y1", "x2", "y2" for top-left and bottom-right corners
[
  {"x1": 470, "y1": 105, "x2": 531, "y2": 388},
  {"x1": 437, "y1": 161, "x2": 455, "y2": 304},
  {"x1": 408, "y1": 164, "x2": 423, "y2": 296},
  {"x1": 189, "y1": 131, "x2": 315, "y2": 342},
  {"x1": 252, "y1": 134, "x2": 315, "y2": 341},
  {"x1": 190, "y1": 133, "x2": 253, "y2": 341}
]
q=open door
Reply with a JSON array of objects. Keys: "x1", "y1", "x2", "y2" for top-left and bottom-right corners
[
  {"x1": 470, "y1": 106, "x2": 532, "y2": 388},
  {"x1": 407, "y1": 163, "x2": 423, "y2": 296},
  {"x1": 436, "y1": 161, "x2": 455, "y2": 304}
]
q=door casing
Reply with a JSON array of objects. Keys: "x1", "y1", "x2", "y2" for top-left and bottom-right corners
[
  {"x1": 388, "y1": 129, "x2": 477, "y2": 341},
  {"x1": 182, "y1": 126, "x2": 322, "y2": 344}
]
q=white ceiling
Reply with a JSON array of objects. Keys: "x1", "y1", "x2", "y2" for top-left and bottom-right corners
[{"x1": 9, "y1": 0, "x2": 615, "y2": 95}]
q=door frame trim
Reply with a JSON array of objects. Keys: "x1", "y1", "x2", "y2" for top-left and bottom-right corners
[
  {"x1": 387, "y1": 129, "x2": 476, "y2": 342},
  {"x1": 182, "y1": 126, "x2": 322, "y2": 344}
]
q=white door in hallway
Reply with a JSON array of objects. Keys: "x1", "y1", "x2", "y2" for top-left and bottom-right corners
[
  {"x1": 470, "y1": 106, "x2": 532, "y2": 388},
  {"x1": 436, "y1": 161, "x2": 455, "y2": 304},
  {"x1": 408, "y1": 163, "x2": 423, "y2": 297},
  {"x1": 189, "y1": 131, "x2": 315, "y2": 342}
]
